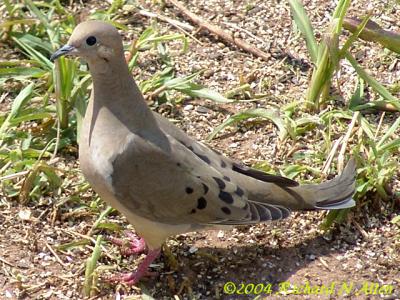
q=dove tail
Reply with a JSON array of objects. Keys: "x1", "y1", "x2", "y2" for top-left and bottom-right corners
[
  {"x1": 295, "y1": 158, "x2": 357, "y2": 210},
  {"x1": 211, "y1": 159, "x2": 356, "y2": 226}
]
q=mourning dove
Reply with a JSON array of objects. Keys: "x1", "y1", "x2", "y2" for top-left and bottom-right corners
[{"x1": 51, "y1": 20, "x2": 356, "y2": 285}]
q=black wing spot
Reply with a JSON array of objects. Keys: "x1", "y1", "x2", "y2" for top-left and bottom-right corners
[
  {"x1": 235, "y1": 186, "x2": 244, "y2": 197},
  {"x1": 242, "y1": 202, "x2": 249, "y2": 210},
  {"x1": 219, "y1": 191, "x2": 234, "y2": 204},
  {"x1": 213, "y1": 177, "x2": 226, "y2": 189},
  {"x1": 202, "y1": 183, "x2": 209, "y2": 194},
  {"x1": 223, "y1": 176, "x2": 231, "y2": 182},
  {"x1": 196, "y1": 153, "x2": 211, "y2": 164},
  {"x1": 221, "y1": 207, "x2": 231, "y2": 215},
  {"x1": 181, "y1": 140, "x2": 212, "y2": 165},
  {"x1": 197, "y1": 197, "x2": 207, "y2": 209},
  {"x1": 221, "y1": 160, "x2": 227, "y2": 168},
  {"x1": 186, "y1": 187, "x2": 194, "y2": 194}
]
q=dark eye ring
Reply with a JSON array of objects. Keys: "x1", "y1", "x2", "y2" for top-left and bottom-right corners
[{"x1": 86, "y1": 36, "x2": 97, "y2": 46}]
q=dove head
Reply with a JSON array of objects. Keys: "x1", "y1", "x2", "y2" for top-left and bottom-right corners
[{"x1": 50, "y1": 20, "x2": 124, "y2": 63}]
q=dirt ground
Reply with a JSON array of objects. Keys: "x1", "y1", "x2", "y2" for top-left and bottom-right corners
[{"x1": 1, "y1": 0, "x2": 400, "y2": 299}]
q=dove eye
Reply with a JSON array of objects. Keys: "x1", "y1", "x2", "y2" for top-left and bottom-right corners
[{"x1": 86, "y1": 36, "x2": 97, "y2": 46}]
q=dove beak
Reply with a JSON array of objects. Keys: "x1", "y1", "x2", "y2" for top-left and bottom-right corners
[{"x1": 50, "y1": 44, "x2": 77, "y2": 61}]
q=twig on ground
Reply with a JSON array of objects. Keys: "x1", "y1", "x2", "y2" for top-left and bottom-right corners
[
  {"x1": 144, "y1": 85, "x2": 169, "y2": 101},
  {"x1": 24, "y1": 282, "x2": 48, "y2": 292},
  {"x1": 44, "y1": 240, "x2": 67, "y2": 268},
  {"x1": 285, "y1": 144, "x2": 305, "y2": 159},
  {"x1": 338, "y1": 111, "x2": 359, "y2": 172},
  {"x1": 322, "y1": 136, "x2": 344, "y2": 175},
  {"x1": 0, "y1": 161, "x2": 12, "y2": 175},
  {"x1": 0, "y1": 256, "x2": 16, "y2": 268},
  {"x1": 60, "y1": 228, "x2": 115, "y2": 260},
  {"x1": 168, "y1": 0, "x2": 271, "y2": 61},
  {"x1": 136, "y1": 9, "x2": 203, "y2": 45},
  {"x1": 0, "y1": 170, "x2": 29, "y2": 181},
  {"x1": 374, "y1": 111, "x2": 385, "y2": 139},
  {"x1": 138, "y1": 9, "x2": 194, "y2": 31},
  {"x1": 318, "y1": 257, "x2": 330, "y2": 270},
  {"x1": 343, "y1": 17, "x2": 400, "y2": 54},
  {"x1": 353, "y1": 219, "x2": 369, "y2": 240},
  {"x1": 222, "y1": 21, "x2": 267, "y2": 46}
]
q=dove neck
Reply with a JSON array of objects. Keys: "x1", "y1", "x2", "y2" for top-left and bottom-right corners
[
  {"x1": 87, "y1": 55, "x2": 170, "y2": 151},
  {"x1": 88, "y1": 53, "x2": 151, "y2": 113},
  {"x1": 89, "y1": 55, "x2": 136, "y2": 95}
]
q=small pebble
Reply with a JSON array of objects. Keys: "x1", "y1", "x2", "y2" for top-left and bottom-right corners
[
  {"x1": 196, "y1": 106, "x2": 210, "y2": 114},
  {"x1": 183, "y1": 104, "x2": 194, "y2": 111}
]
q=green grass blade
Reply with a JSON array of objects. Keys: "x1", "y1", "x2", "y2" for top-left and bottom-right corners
[
  {"x1": 0, "y1": 66, "x2": 45, "y2": 79},
  {"x1": 23, "y1": 0, "x2": 49, "y2": 27},
  {"x1": 12, "y1": 36, "x2": 53, "y2": 70},
  {"x1": 0, "y1": 82, "x2": 35, "y2": 140},
  {"x1": 23, "y1": 0, "x2": 57, "y2": 45},
  {"x1": 13, "y1": 33, "x2": 53, "y2": 54},
  {"x1": 163, "y1": 72, "x2": 200, "y2": 88},
  {"x1": 175, "y1": 83, "x2": 233, "y2": 103},
  {"x1": 348, "y1": 78, "x2": 365, "y2": 110},
  {"x1": 57, "y1": 239, "x2": 91, "y2": 251},
  {"x1": 376, "y1": 117, "x2": 400, "y2": 150},
  {"x1": 331, "y1": 0, "x2": 351, "y2": 31},
  {"x1": 340, "y1": 14, "x2": 371, "y2": 58},
  {"x1": 391, "y1": 215, "x2": 400, "y2": 226},
  {"x1": 377, "y1": 139, "x2": 400, "y2": 153},
  {"x1": 0, "y1": 19, "x2": 37, "y2": 27},
  {"x1": 53, "y1": 57, "x2": 80, "y2": 128},
  {"x1": 321, "y1": 210, "x2": 340, "y2": 229},
  {"x1": 2, "y1": 82, "x2": 34, "y2": 127},
  {"x1": 162, "y1": 72, "x2": 233, "y2": 103},
  {"x1": 10, "y1": 112, "x2": 52, "y2": 124},
  {"x1": 345, "y1": 51, "x2": 400, "y2": 108},
  {"x1": 288, "y1": 0, "x2": 318, "y2": 63},
  {"x1": 307, "y1": 42, "x2": 330, "y2": 108},
  {"x1": 207, "y1": 108, "x2": 287, "y2": 141},
  {"x1": 359, "y1": 116, "x2": 375, "y2": 140},
  {"x1": 88, "y1": 206, "x2": 115, "y2": 236},
  {"x1": 83, "y1": 235, "x2": 103, "y2": 297}
]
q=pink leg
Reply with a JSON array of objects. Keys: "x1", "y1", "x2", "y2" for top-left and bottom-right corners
[
  {"x1": 109, "y1": 248, "x2": 161, "y2": 285},
  {"x1": 107, "y1": 231, "x2": 146, "y2": 256}
]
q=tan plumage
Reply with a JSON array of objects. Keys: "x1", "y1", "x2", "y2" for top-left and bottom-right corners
[{"x1": 51, "y1": 20, "x2": 356, "y2": 284}]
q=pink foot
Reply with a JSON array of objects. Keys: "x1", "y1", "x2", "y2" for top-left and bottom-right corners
[
  {"x1": 107, "y1": 248, "x2": 161, "y2": 285},
  {"x1": 107, "y1": 231, "x2": 146, "y2": 256}
]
